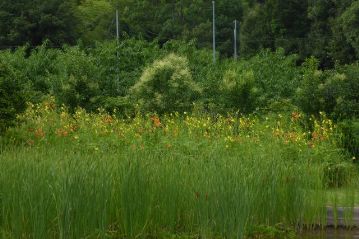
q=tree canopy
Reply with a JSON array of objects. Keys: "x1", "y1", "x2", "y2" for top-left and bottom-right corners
[{"x1": 0, "y1": 0, "x2": 358, "y2": 65}]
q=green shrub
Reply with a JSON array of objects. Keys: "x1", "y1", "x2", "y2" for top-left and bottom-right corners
[
  {"x1": 221, "y1": 68, "x2": 260, "y2": 113},
  {"x1": 295, "y1": 57, "x2": 324, "y2": 116},
  {"x1": 0, "y1": 60, "x2": 27, "y2": 134},
  {"x1": 0, "y1": 44, "x2": 59, "y2": 103},
  {"x1": 338, "y1": 119, "x2": 359, "y2": 159},
  {"x1": 50, "y1": 46, "x2": 102, "y2": 111},
  {"x1": 338, "y1": 1, "x2": 359, "y2": 58},
  {"x1": 130, "y1": 53, "x2": 201, "y2": 114},
  {"x1": 215, "y1": 49, "x2": 301, "y2": 113},
  {"x1": 330, "y1": 63, "x2": 359, "y2": 120},
  {"x1": 163, "y1": 40, "x2": 225, "y2": 113},
  {"x1": 90, "y1": 39, "x2": 162, "y2": 98},
  {"x1": 241, "y1": 48, "x2": 301, "y2": 103},
  {"x1": 25, "y1": 43, "x2": 58, "y2": 100},
  {"x1": 219, "y1": 49, "x2": 301, "y2": 113},
  {"x1": 296, "y1": 60, "x2": 359, "y2": 120},
  {"x1": 323, "y1": 161, "x2": 357, "y2": 188}
]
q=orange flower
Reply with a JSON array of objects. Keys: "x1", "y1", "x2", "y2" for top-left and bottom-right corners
[
  {"x1": 34, "y1": 128, "x2": 45, "y2": 139},
  {"x1": 102, "y1": 115, "x2": 113, "y2": 124},
  {"x1": 44, "y1": 101, "x2": 56, "y2": 110},
  {"x1": 291, "y1": 111, "x2": 301, "y2": 121},
  {"x1": 26, "y1": 140, "x2": 35, "y2": 146},
  {"x1": 151, "y1": 115, "x2": 161, "y2": 128},
  {"x1": 307, "y1": 141, "x2": 315, "y2": 148},
  {"x1": 69, "y1": 124, "x2": 78, "y2": 132},
  {"x1": 55, "y1": 128, "x2": 69, "y2": 137},
  {"x1": 312, "y1": 132, "x2": 319, "y2": 140}
]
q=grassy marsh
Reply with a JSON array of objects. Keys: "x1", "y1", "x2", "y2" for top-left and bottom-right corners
[{"x1": 0, "y1": 102, "x2": 358, "y2": 238}]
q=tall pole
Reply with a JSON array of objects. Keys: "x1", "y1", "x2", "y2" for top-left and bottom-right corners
[
  {"x1": 234, "y1": 20, "x2": 238, "y2": 59},
  {"x1": 212, "y1": 1, "x2": 216, "y2": 64},
  {"x1": 116, "y1": 9, "x2": 119, "y2": 41}
]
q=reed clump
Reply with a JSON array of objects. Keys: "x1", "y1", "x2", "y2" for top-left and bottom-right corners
[{"x1": 0, "y1": 101, "x2": 357, "y2": 238}]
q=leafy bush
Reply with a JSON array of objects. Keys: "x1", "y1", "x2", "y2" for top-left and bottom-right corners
[
  {"x1": 90, "y1": 39, "x2": 162, "y2": 98},
  {"x1": 323, "y1": 161, "x2": 357, "y2": 188},
  {"x1": 295, "y1": 57, "x2": 324, "y2": 116},
  {"x1": 24, "y1": 44, "x2": 58, "y2": 100},
  {"x1": 50, "y1": 46, "x2": 102, "y2": 112},
  {"x1": 296, "y1": 59, "x2": 359, "y2": 120},
  {"x1": 221, "y1": 68, "x2": 260, "y2": 113},
  {"x1": 130, "y1": 53, "x2": 201, "y2": 114},
  {"x1": 163, "y1": 40, "x2": 226, "y2": 112},
  {"x1": 329, "y1": 63, "x2": 359, "y2": 120},
  {"x1": 0, "y1": 44, "x2": 58, "y2": 103},
  {"x1": 240, "y1": 49, "x2": 301, "y2": 103},
  {"x1": 217, "y1": 49, "x2": 301, "y2": 113},
  {"x1": 338, "y1": 119, "x2": 359, "y2": 159},
  {"x1": 338, "y1": 1, "x2": 359, "y2": 58},
  {"x1": 0, "y1": 60, "x2": 27, "y2": 134}
]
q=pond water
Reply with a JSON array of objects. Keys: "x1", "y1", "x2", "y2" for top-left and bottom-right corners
[{"x1": 299, "y1": 229, "x2": 359, "y2": 239}]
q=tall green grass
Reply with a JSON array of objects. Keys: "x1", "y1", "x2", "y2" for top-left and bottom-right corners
[{"x1": 0, "y1": 105, "x2": 357, "y2": 238}]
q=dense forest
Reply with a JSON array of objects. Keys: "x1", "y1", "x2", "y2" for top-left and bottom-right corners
[{"x1": 1, "y1": 0, "x2": 359, "y2": 66}]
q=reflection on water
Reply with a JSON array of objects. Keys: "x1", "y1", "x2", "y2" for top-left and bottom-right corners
[{"x1": 299, "y1": 229, "x2": 359, "y2": 239}]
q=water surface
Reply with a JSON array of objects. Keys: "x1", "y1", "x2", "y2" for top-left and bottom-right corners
[{"x1": 299, "y1": 229, "x2": 359, "y2": 239}]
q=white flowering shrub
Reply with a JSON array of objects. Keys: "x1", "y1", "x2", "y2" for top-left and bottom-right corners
[{"x1": 131, "y1": 53, "x2": 201, "y2": 114}]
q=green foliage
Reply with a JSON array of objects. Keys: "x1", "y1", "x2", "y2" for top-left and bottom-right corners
[
  {"x1": 322, "y1": 66, "x2": 359, "y2": 120},
  {"x1": 0, "y1": 39, "x2": 163, "y2": 114},
  {"x1": 296, "y1": 60, "x2": 358, "y2": 159},
  {"x1": 0, "y1": 0, "x2": 79, "y2": 47},
  {"x1": 1, "y1": 102, "x2": 358, "y2": 237},
  {"x1": 131, "y1": 53, "x2": 201, "y2": 114},
  {"x1": 114, "y1": 0, "x2": 243, "y2": 56},
  {"x1": 247, "y1": 224, "x2": 296, "y2": 239},
  {"x1": 162, "y1": 40, "x2": 224, "y2": 112},
  {"x1": 296, "y1": 59, "x2": 359, "y2": 120},
  {"x1": 338, "y1": 120, "x2": 359, "y2": 159},
  {"x1": 337, "y1": 1, "x2": 359, "y2": 58},
  {"x1": 295, "y1": 57, "x2": 324, "y2": 116},
  {"x1": 0, "y1": 0, "x2": 358, "y2": 67},
  {"x1": 23, "y1": 44, "x2": 59, "y2": 101},
  {"x1": 0, "y1": 44, "x2": 60, "y2": 103},
  {"x1": 240, "y1": 0, "x2": 309, "y2": 59},
  {"x1": 220, "y1": 49, "x2": 301, "y2": 113},
  {"x1": 241, "y1": 49, "x2": 300, "y2": 102},
  {"x1": 51, "y1": 46, "x2": 102, "y2": 111},
  {"x1": 221, "y1": 68, "x2": 259, "y2": 113},
  {"x1": 307, "y1": 0, "x2": 358, "y2": 67},
  {"x1": 324, "y1": 160, "x2": 358, "y2": 188},
  {"x1": 163, "y1": 40, "x2": 214, "y2": 84},
  {"x1": 90, "y1": 39, "x2": 162, "y2": 98},
  {"x1": 0, "y1": 60, "x2": 27, "y2": 134},
  {"x1": 240, "y1": 4, "x2": 273, "y2": 56},
  {"x1": 75, "y1": 0, "x2": 113, "y2": 45}
]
